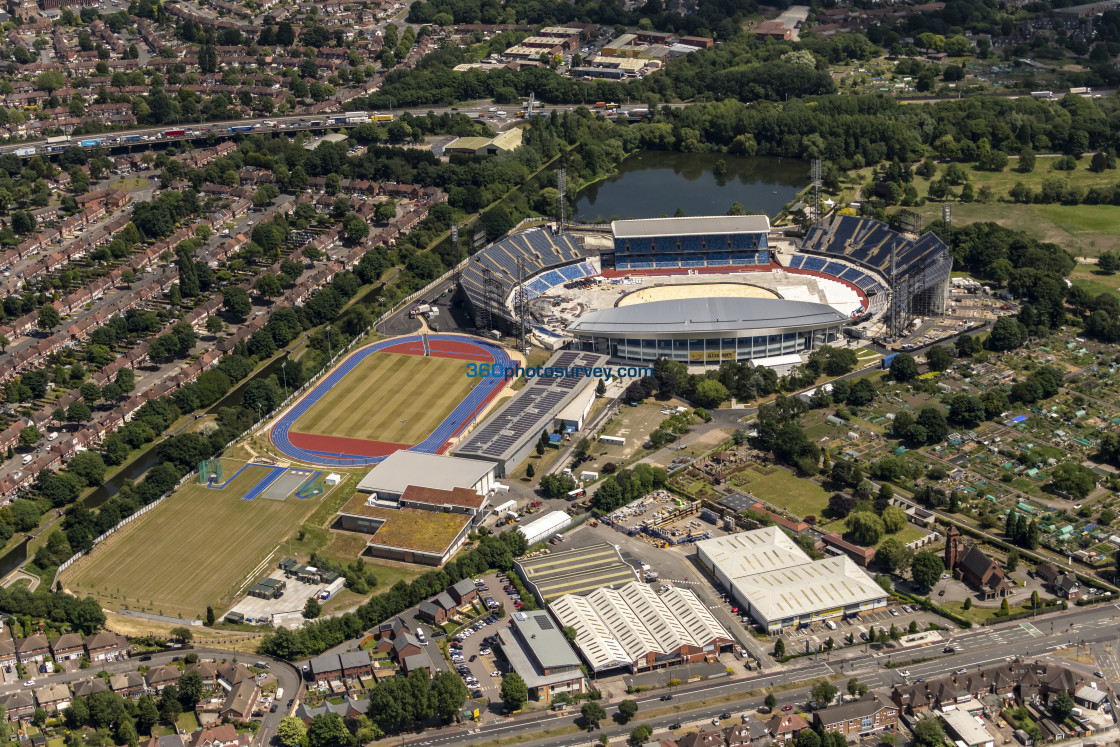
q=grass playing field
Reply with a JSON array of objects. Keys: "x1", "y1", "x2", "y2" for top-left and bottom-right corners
[
  {"x1": 63, "y1": 460, "x2": 319, "y2": 619},
  {"x1": 292, "y1": 351, "x2": 481, "y2": 444}
]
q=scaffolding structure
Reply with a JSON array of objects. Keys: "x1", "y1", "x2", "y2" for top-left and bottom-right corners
[{"x1": 809, "y1": 159, "x2": 822, "y2": 227}]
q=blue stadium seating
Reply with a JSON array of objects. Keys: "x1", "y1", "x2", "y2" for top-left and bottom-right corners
[
  {"x1": 706, "y1": 252, "x2": 730, "y2": 266},
  {"x1": 823, "y1": 261, "x2": 847, "y2": 277},
  {"x1": 803, "y1": 256, "x2": 826, "y2": 272},
  {"x1": 681, "y1": 235, "x2": 702, "y2": 253},
  {"x1": 758, "y1": 251, "x2": 770, "y2": 264}
]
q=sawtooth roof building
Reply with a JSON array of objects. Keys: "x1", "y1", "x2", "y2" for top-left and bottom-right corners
[
  {"x1": 548, "y1": 581, "x2": 733, "y2": 673},
  {"x1": 695, "y1": 528, "x2": 888, "y2": 632}
]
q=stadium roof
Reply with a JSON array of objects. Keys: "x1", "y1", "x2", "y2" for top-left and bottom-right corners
[
  {"x1": 611, "y1": 215, "x2": 770, "y2": 238},
  {"x1": 516, "y1": 542, "x2": 636, "y2": 602},
  {"x1": 729, "y1": 555, "x2": 887, "y2": 623},
  {"x1": 567, "y1": 298, "x2": 848, "y2": 336},
  {"x1": 454, "y1": 351, "x2": 609, "y2": 468},
  {"x1": 695, "y1": 526, "x2": 811, "y2": 577},
  {"x1": 549, "y1": 582, "x2": 731, "y2": 672},
  {"x1": 356, "y1": 451, "x2": 494, "y2": 495}
]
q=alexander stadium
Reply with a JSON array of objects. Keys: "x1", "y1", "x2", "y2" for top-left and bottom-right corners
[{"x1": 458, "y1": 214, "x2": 951, "y2": 372}]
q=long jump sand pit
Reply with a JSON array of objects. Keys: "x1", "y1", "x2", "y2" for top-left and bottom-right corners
[{"x1": 617, "y1": 282, "x2": 780, "y2": 306}]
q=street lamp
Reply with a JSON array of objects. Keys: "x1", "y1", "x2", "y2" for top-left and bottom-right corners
[
  {"x1": 280, "y1": 360, "x2": 288, "y2": 400},
  {"x1": 325, "y1": 325, "x2": 332, "y2": 362}
]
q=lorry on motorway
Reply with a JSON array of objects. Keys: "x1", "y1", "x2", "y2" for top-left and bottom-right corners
[
  {"x1": 1031, "y1": 90, "x2": 1054, "y2": 98},
  {"x1": 162, "y1": 129, "x2": 186, "y2": 137},
  {"x1": 79, "y1": 138, "x2": 103, "y2": 147},
  {"x1": 1068, "y1": 86, "x2": 1091, "y2": 95},
  {"x1": 345, "y1": 111, "x2": 369, "y2": 123},
  {"x1": 45, "y1": 135, "x2": 70, "y2": 144},
  {"x1": 14, "y1": 147, "x2": 35, "y2": 156},
  {"x1": 371, "y1": 113, "x2": 393, "y2": 122},
  {"x1": 228, "y1": 125, "x2": 252, "y2": 133},
  {"x1": 124, "y1": 135, "x2": 141, "y2": 142}
]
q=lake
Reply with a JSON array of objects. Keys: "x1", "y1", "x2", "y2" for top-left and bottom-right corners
[{"x1": 572, "y1": 152, "x2": 809, "y2": 223}]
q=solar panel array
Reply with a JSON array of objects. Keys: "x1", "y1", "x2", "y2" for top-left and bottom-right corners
[{"x1": 455, "y1": 351, "x2": 610, "y2": 465}]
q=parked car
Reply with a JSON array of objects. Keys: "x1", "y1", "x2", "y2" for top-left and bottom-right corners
[
  {"x1": 781, "y1": 705, "x2": 793, "y2": 712},
  {"x1": 670, "y1": 723, "x2": 682, "y2": 730}
]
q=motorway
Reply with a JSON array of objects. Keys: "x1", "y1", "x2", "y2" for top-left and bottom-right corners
[{"x1": 398, "y1": 602, "x2": 1120, "y2": 747}]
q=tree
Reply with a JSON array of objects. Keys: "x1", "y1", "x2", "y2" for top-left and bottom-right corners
[
  {"x1": 693, "y1": 379, "x2": 729, "y2": 408},
  {"x1": 343, "y1": 213, "x2": 369, "y2": 243},
  {"x1": 890, "y1": 353, "x2": 918, "y2": 381},
  {"x1": 1050, "y1": 691, "x2": 1075, "y2": 722},
  {"x1": 0, "y1": 335, "x2": 9, "y2": 353},
  {"x1": 629, "y1": 724, "x2": 653, "y2": 745},
  {"x1": 526, "y1": 463, "x2": 535, "y2": 479},
  {"x1": 277, "y1": 715, "x2": 307, "y2": 747},
  {"x1": 67, "y1": 401, "x2": 92, "y2": 422},
  {"x1": 911, "y1": 551, "x2": 944, "y2": 589},
  {"x1": 429, "y1": 671, "x2": 468, "y2": 722},
  {"x1": 617, "y1": 699, "x2": 638, "y2": 723},
  {"x1": 169, "y1": 627, "x2": 193, "y2": 643},
  {"x1": 177, "y1": 671, "x2": 203, "y2": 709},
  {"x1": 912, "y1": 715, "x2": 944, "y2": 747},
  {"x1": 881, "y1": 506, "x2": 908, "y2": 533},
  {"x1": 988, "y1": 316, "x2": 1026, "y2": 351},
  {"x1": 38, "y1": 305, "x2": 61, "y2": 332},
  {"x1": 927, "y1": 345, "x2": 953, "y2": 372},
  {"x1": 581, "y1": 702, "x2": 607, "y2": 731},
  {"x1": 848, "y1": 678, "x2": 867, "y2": 697},
  {"x1": 811, "y1": 680, "x2": 839, "y2": 705},
  {"x1": 846, "y1": 512, "x2": 885, "y2": 545},
  {"x1": 307, "y1": 713, "x2": 354, "y2": 747},
  {"x1": 303, "y1": 598, "x2": 322, "y2": 619},
  {"x1": 499, "y1": 673, "x2": 527, "y2": 712},
  {"x1": 1049, "y1": 463, "x2": 1097, "y2": 499},
  {"x1": 158, "y1": 686, "x2": 181, "y2": 725},
  {"x1": 223, "y1": 287, "x2": 252, "y2": 317},
  {"x1": 773, "y1": 638, "x2": 786, "y2": 659},
  {"x1": 205, "y1": 606, "x2": 215, "y2": 626},
  {"x1": 255, "y1": 273, "x2": 284, "y2": 299},
  {"x1": 18, "y1": 427, "x2": 41, "y2": 448},
  {"x1": 765, "y1": 693, "x2": 778, "y2": 711},
  {"x1": 596, "y1": 379, "x2": 607, "y2": 396}
]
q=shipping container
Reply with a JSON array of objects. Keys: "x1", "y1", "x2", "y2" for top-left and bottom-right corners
[
  {"x1": 45, "y1": 136, "x2": 70, "y2": 144},
  {"x1": 162, "y1": 129, "x2": 186, "y2": 137},
  {"x1": 14, "y1": 147, "x2": 35, "y2": 156}
]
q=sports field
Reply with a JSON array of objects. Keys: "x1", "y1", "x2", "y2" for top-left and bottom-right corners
[
  {"x1": 63, "y1": 460, "x2": 319, "y2": 619},
  {"x1": 292, "y1": 351, "x2": 478, "y2": 444}
]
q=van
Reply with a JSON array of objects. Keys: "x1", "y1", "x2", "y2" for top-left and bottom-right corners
[
  {"x1": 553, "y1": 533, "x2": 564, "y2": 542},
  {"x1": 1071, "y1": 708, "x2": 1083, "y2": 717},
  {"x1": 21, "y1": 455, "x2": 32, "y2": 465},
  {"x1": 825, "y1": 620, "x2": 838, "y2": 631},
  {"x1": 47, "y1": 432, "x2": 57, "y2": 441}
]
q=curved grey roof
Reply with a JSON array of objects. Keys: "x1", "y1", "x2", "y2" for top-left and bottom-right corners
[{"x1": 567, "y1": 297, "x2": 848, "y2": 335}]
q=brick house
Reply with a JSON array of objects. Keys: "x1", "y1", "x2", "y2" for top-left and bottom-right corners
[
  {"x1": 49, "y1": 633, "x2": 85, "y2": 662},
  {"x1": 109, "y1": 671, "x2": 147, "y2": 699},
  {"x1": 392, "y1": 634, "x2": 423, "y2": 662},
  {"x1": 813, "y1": 696, "x2": 898, "y2": 737},
  {"x1": 85, "y1": 631, "x2": 130, "y2": 661},
  {"x1": 16, "y1": 634, "x2": 49, "y2": 664},
  {"x1": 145, "y1": 665, "x2": 181, "y2": 692},
  {"x1": 220, "y1": 680, "x2": 258, "y2": 720},
  {"x1": 339, "y1": 651, "x2": 373, "y2": 679},
  {"x1": 766, "y1": 713, "x2": 809, "y2": 745},
  {"x1": 449, "y1": 579, "x2": 478, "y2": 606},
  {"x1": 0, "y1": 691, "x2": 35, "y2": 721},
  {"x1": 186, "y1": 723, "x2": 250, "y2": 747},
  {"x1": 33, "y1": 683, "x2": 71, "y2": 713}
]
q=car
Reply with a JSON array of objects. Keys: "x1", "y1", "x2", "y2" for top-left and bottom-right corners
[
  {"x1": 900, "y1": 670, "x2": 911, "y2": 678},
  {"x1": 1095, "y1": 671, "x2": 1105, "y2": 678},
  {"x1": 479, "y1": 648, "x2": 491, "y2": 655},
  {"x1": 469, "y1": 655, "x2": 478, "y2": 662},
  {"x1": 660, "y1": 695, "x2": 672, "y2": 701},
  {"x1": 472, "y1": 690, "x2": 483, "y2": 698},
  {"x1": 270, "y1": 703, "x2": 278, "y2": 713},
  {"x1": 22, "y1": 680, "x2": 33, "y2": 687},
  {"x1": 956, "y1": 669, "x2": 967, "y2": 675},
  {"x1": 890, "y1": 609, "x2": 900, "y2": 616},
  {"x1": 859, "y1": 632, "x2": 868, "y2": 641},
  {"x1": 720, "y1": 713, "x2": 731, "y2": 720},
  {"x1": 491, "y1": 670, "x2": 501, "y2": 677},
  {"x1": 943, "y1": 646, "x2": 955, "y2": 653},
  {"x1": 938, "y1": 590, "x2": 945, "y2": 596},
  {"x1": 139, "y1": 655, "x2": 152, "y2": 661},
  {"x1": 781, "y1": 705, "x2": 793, "y2": 712},
  {"x1": 670, "y1": 723, "x2": 682, "y2": 731},
  {"x1": 712, "y1": 718, "x2": 721, "y2": 726}
]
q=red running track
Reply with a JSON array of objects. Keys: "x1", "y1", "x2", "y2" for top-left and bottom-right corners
[{"x1": 287, "y1": 432, "x2": 411, "y2": 458}]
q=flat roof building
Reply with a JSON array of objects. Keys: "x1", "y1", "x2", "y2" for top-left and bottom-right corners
[
  {"x1": 337, "y1": 493, "x2": 474, "y2": 566},
  {"x1": 515, "y1": 542, "x2": 636, "y2": 603},
  {"x1": 497, "y1": 611, "x2": 587, "y2": 703},
  {"x1": 695, "y1": 528, "x2": 887, "y2": 632},
  {"x1": 454, "y1": 351, "x2": 609, "y2": 476},
  {"x1": 940, "y1": 710, "x2": 996, "y2": 747},
  {"x1": 356, "y1": 451, "x2": 496, "y2": 499},
  {"x1": 611, "y1": 215, "x2": 770, "y2": 239},
  {"x1": 549, "y1": 581, "x2": 732, "y2": 673}
]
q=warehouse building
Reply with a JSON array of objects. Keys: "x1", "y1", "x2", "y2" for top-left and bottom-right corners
[
  {"x1": 695, "y1": 528, "x2": 888, "y2": 632},
  {"x1": 549, "y1": 581, "x2": 733, "y2": 674},
  {"x1": 515, "y1": 542, "x2": 636, "y2": 603},
  {"x1": 517, "y1": 511, "x2": 574, "y2": 549},
  {"x1": 496, "y1": 611, "x2": 587, "y2": 703}
]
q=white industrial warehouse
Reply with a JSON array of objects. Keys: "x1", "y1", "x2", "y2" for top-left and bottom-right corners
[
  {"x1": 695, "y1": 528, "x2": 888, "y2": 632},
  {"x1": 549, "y1": 581, "x2": 733, "y2": 673},
  {"x1": 518, "y1": 511, "x2": 573, "y2": 546}
]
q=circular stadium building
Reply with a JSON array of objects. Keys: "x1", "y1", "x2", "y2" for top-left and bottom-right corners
[{"x1": 566, "y1": 297, "x2": 849, "y2": 368}]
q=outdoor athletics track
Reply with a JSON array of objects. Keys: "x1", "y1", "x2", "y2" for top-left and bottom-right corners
[
  {"x1": 206, "y1": 462, "x2": 287, "y2": 501},
  {"x1": 269, "y1": 334, "x2": 512, "y2": 466}
]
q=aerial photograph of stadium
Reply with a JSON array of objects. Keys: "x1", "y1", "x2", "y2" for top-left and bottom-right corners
[{"x1": 4, "y1": 13, "x2": 1113, "y2": 745}]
